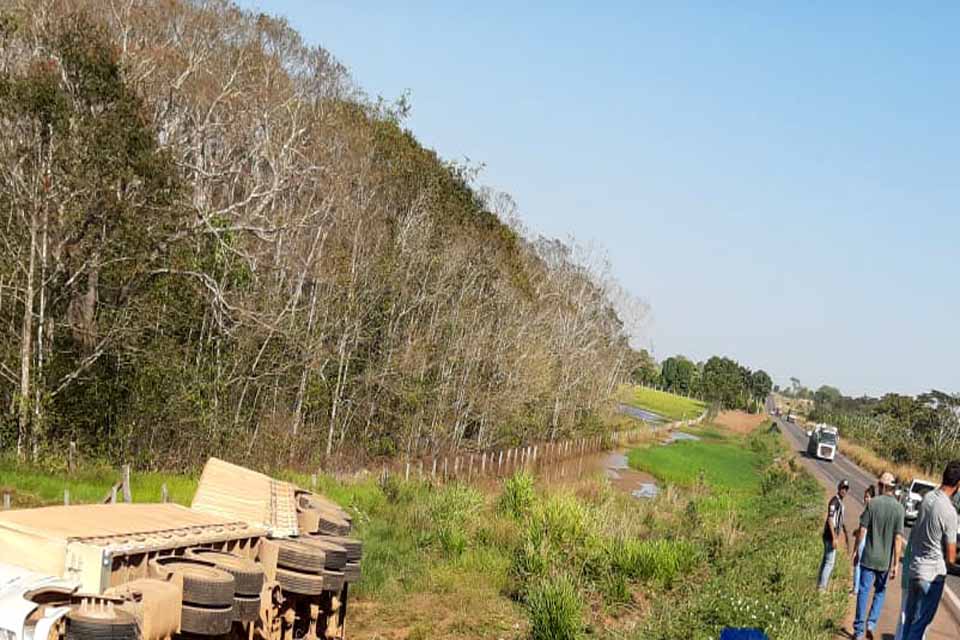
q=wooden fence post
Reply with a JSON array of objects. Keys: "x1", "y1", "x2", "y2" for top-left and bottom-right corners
[
  {"x1": 2, "y1": 493, "x2": 9, "y2": 510},
  {"x1": 481, "y1": 453, "x2": 486, "y2": 475},
  {"x1": 405, "y1": 462, "x2": 410, "y2": 482},
  {"x1": 161, "y1": 483, "x2": 169, "y2": 503},
  {"x1": 69, "y1": 441, "x2": 77, "y2": 472},
  {"x1": 122, "y1": 464, "x2": 132, "y2": 503},
  {"x1": 64, "y1": 489, "x2": 70, "y2": 505},
  {"x1": 498, "y1": 450, "x2": 503, "y2": 475},
  {"x1": 432, "y1": 458, "x2": 437, "y2": 480}
]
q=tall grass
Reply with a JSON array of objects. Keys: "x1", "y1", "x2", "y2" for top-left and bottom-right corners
[
  {"x1": 498, "y1": 471, "x2": 536, "y2": 519},
  {"x1": 841, "y1": 440, "x2": 933, "y2": 485},
  {"x1": 526, "y1": 574, "x2": 584, "y2": 640}
]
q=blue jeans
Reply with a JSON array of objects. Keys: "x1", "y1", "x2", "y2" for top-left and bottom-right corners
[
  {"x1": 855, "y1": 567, "x2": 889, "y2": 637},
  {"x1": 818, "y1": 539, "x2": 836, "y2": 590},
  {"x1": 900, "y1": 576, "x2": 945, "y2": 640},
  {"x1": 852, "y1": 535, "x2": 866, "y2": 594}
]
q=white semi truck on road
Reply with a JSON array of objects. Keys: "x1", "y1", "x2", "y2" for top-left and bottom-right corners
[{"x1": 806, "y1": 424, "x2": 839, "y2": 461}]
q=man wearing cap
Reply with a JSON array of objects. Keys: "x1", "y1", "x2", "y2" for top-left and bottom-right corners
[
  {"x1": 818, "y1": 479, "x2": 850, "y2": 591},
  {"x1": 853, "y1": 471, "x2": 906, "y2": 640}
]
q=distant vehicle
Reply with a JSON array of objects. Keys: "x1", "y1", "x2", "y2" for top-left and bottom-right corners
[
  {"x1": 806, "y1": 423, "x2": 839, "y2": 461},
  {"x1": 786, "y1": 412, "x2": 797, "y2": 423},
  {"x1": 899, "y1": 478, "x2": 938, "y2": 526}
]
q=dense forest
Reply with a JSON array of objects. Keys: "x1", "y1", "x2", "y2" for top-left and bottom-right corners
[
  {"x1": 0, "y1": 0, "x2": 643, "y2": 469},
  {"x1": 629, "y1": 351, "x2": 772, "y2": 413},
  {"x1": 808, "y1": 385, "x2": 960, "y2": 474}
]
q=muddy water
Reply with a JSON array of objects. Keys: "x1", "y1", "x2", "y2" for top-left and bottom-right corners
[{"x1": 538, "y1": 446, "x2": 661, "y2": 499}]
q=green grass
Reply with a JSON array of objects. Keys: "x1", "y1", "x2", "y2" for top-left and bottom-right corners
[
  {"x1": 621, "y1": 386, "x2": 706, "y2": 421},
  {"x1": 0, "y1": 458, "x2": 197, "y2": 507},
  {"x1": 627, "y1": 438, "x2": 762, "y2": 492},
  {"x1": 0, "y1": 424, "x2": 846, "y2": 640}
]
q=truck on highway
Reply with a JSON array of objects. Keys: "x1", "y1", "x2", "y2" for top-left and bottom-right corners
[
  {"x1": 806, "y1": 423, "x2": 839, "y2": 461},
  {"x1": 0, "y1": 458, "x2": 361, "y2": 640}
]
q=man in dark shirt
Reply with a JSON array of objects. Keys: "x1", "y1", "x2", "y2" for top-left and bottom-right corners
[
  {"x1": 853, "y1": 471, "x2": 905, "y2": 640},
  {"x1": 818, "y1": 479, "x2": 850, "y2": 591}
]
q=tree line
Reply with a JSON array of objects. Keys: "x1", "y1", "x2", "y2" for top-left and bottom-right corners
[
  {"x1": 627, "y1": 351, "x2": 772, "y2": 412},
  {"x1": 0, "y1": 0, "x2": 644, "y2": 469},
  {"x1": 809, "y1": 385, "x2": 960, "y2": 474}
]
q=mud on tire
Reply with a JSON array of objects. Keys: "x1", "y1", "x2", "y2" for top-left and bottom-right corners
[
  {"x1": 185, "y1": 548, "x2": 265, "y2": 596},
  {"x1": 233, "y1": 595, "x2": 261, "y2": 623},
  {"x1": 66, "y1": 608, "x2": 139, "y2": 640},
  {"x1": 300, "y1": 536, "x2": 348, "y2": 570},
  {"x1": 276, "y1": 540, "x2": 325, "y2": 573},
  {"x1": 275, "y1": 567, "x2": 325, "y2": 596},
  {"x1": 180, "y1": 603, "x2": 235, "y2": 636},
  {"x1": 151, "y1": 557, "x2": 235, "y2": 607}
]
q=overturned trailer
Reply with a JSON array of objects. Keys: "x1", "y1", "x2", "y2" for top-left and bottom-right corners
[{"x1": 0, "y1": 458, "x2": 362, "y2": 640}]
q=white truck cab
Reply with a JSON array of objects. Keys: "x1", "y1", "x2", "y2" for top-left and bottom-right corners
[
  {"x1": 806, "y1": 424, "x2": 839, "y2": 461},
  {"x1": 0, "y1": 563, "x2": 79, "y2": 640}
]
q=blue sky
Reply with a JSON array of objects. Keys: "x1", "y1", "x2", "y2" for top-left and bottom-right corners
[{"x1": 237, "y1": 2, "x2": 959, "y2": 397}]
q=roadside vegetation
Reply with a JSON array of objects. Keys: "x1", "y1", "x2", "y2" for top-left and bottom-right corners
[
  {"x1": 0, "y1": 457, "x2": 197, "y2": 507},
  {"x1": 621, "y1": 387, "x2": 706, "y2": 421},
  {"x1": 627, "y1": 421, "x2": 848, "y2": 639},
  {"x1": 0, "y1": 418, "x2": 846, "y2": 639}
]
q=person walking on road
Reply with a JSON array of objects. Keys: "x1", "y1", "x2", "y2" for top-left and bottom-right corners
[
  {"x1": 818, "y1": 479, "x2": 850, "y2": 591},
  {"x1": 851, "y1": 485, "x2": 876, "y2": 595},
  {"x1": 898, "y1": 460, "x2": 960, "y2": 640},
  {"x1": 852, "y1": 471, "x2": 905, "y2": 640}
]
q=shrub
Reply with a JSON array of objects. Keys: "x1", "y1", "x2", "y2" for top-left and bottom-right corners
[
  {"x1": 426, "y1": 483, "x2": 484, "y2": 555},
  {"x1": 526, "y1": 574, "x2": 584, "y2": 640},
  {"x1": 609, "y1": 538, "x2": 698, "y2": 588},
  {"x1": 499, "y1": 471, "x2": 536, "y2": 519}
]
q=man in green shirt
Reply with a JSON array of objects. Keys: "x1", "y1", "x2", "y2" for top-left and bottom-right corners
[{"x1": 852, "y1": 471, "x2": 906, "y2": 639}]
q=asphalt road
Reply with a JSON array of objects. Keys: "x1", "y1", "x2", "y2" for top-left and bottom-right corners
[{"x1": 774, "y1": 412, "x2": 960, "y2": 633}]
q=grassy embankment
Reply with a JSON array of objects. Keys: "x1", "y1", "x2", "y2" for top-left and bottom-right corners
[
  {"x1": 0, "y1": 417, "x2": 845, "y2": 639},
  {"x1": 621, "y1": 386, "x2": 706, "y2": 421},
  {"x1": 625, "y1": 421, "x2": 848, "y2": 639}
]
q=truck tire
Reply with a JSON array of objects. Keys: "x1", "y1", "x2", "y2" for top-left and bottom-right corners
[
  {"x1": 186, "y1": 549, "x2": 265, "y2": 596},
  {"x1": 297, "y1": 493, "x2": 351, "y2": 523},
  {"x1": 180, "y1": 603, "x2": 235, "y2": 636},
  {"x1": 152, "y1": 558, "x2": 235, "y2": 606},
  {"x1": 315, "y1": 513, "x2": 351, "y2": 536},
  {"x1": 300, "y1": 536, "x2": 348, "y2": 569},
  {"x1": 66, "y1": 608, "x2": 139, "y2": 640},
  {"x1": 276, "y1": 567, "x2": 326, "y2": 596},
  {"x1": 276, "y1": 540, "x2": 325, "y2": 573},
  {"x1": 322, "y1": 535, "x2": 362, "y2": 562},
  {"x1": 233, "y1": 595, "x2": 261, "y2": 622},
  {"x1": 343, "y1": 561, "x2": 361, "y2": 583},
  {"x1": 322, "y1": 569, "x2": 345, "y2": 592}
]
